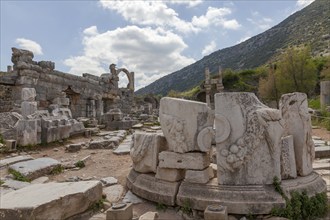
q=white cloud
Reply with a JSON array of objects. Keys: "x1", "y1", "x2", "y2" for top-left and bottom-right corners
[
  {"x1": 15, "y1": 38, "x2": 43, "y2": 55},
  {"x1": 168, "y1": 0, "x2": 203, "y2": 8},
  {"x1": 99, "y1": 0, "x2": 199, "y2": 33},
  {"x1": 296, "y1": 0, "x2": 314, "y2": 8},
  {"x1": 83, "y1": 26, "x2": 99, "y2": 36},
  {"x1": 64, "y1": 25, "x2": 195, "y2": 90},
  {"x1": 192, "y1": 7, "x2": 241, "y2": 30},
  {"x1": 202, "y1": 40, "x2": 217, "y2": 56},
  {"x1": 99, "y1": 1, "x2": 240, "y2": 33}
]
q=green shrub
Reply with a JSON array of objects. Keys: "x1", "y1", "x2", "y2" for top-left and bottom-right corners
[
  {"x1": 75, "y1": 160, "x2": 85, "y2": 168},
  {"x1": 271, "y1": 176, "x2": 328, "y2": 219},
  {"x1": 8, "y1": 169, "x2": 30, "y2": 182},
  {"x1": 51, "y1": 165, "x2": 64, "y2": 175}
]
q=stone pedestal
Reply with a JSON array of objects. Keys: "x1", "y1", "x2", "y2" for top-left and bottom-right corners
[
  {"x1": 204, "y1": 205, "x2": 228, "y2": 220},
  {"x1": 106, "y1": 203, "x2": 133, "y2": 220},
  {"x1": 5, "y1": 140, "x2": 17, "y2": 151}
]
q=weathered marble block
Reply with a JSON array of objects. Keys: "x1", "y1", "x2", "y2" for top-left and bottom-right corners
[
  {"x1": 215, "y1": 93, "x2": 283, "y2": 185},
  {"x1": 158, "y1": 151, "x2": 210, "y2": 170},
  {"x1": 280, "y1": 93, "x2": 314, "y2": 176},
  {"x1": 17, "y1": 119, "x2": 38, "y2": 146},
  {"x1": 159, "y1": 97, "x2": 214, "y2": 153},
  {"x1": 21, "y1": 88, "x2": 36, "y2": 101},
  {"x1": 131, "y1": 132, "x2": 168, "y2": 173},
  {"x1": 155, "y1": 167, "x2": 185, "y2": 182},
  {"x1": 185, "y1": 166, "x2": 214, "y2": 184},
  {"x1": 21, "y1": 101, "x2": 37, "y2": 117},
  {"x1": 280, "y1": 135, "x2": 297, "y2": 179}
]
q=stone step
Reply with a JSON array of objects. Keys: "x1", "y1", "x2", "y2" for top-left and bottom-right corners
[
  {"x1": 0, "y1": 181, "x2": 102, "y2": 220},
  {"x1": 0, "y1": 155, "x2": 34, "y2": 169},
  {"x1": 8, "y1": 157, "x2": 60, "y2": 180},
  {"x1": 315, "y1": 146, "x2": 330, "y2": 158}
]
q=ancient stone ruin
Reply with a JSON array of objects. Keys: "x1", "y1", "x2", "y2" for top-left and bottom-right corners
[
  {"x1": 127, "y1": 92, "x2": 327, "y2": 215},
  {"x1": 0, "y1": 48, "x2": 149, "y2": 147}
]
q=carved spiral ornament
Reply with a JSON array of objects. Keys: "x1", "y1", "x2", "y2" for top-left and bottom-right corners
[{"x1": 214, "y1": 113, "x2": 230, "y2": 143}]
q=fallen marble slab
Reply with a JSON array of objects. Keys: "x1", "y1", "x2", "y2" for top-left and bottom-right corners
[
  {"x1": 113, "y1": 143, "x2": 131, "y2": 155},
  {"x1": 9, "y1": 157, "x2": 60, "y2": 180},
  {"x1": 100, "y1": 176, "x2": 118, "y2": 187},
  {"x1": 0, "y1": 155, "x2": 34, "y2": 169},
  {"x1": 1, "y1": 179, "x2": 31, "y2": 190},
  {"x1": 315, "y1": 146, "x2": 330, "y2": 158},
  {"x1": 103, "y1": 184, "x2": 124, "y2": 203},
  {"x1": 0, "y1": 181, "x2": 102, "y2": 220}
]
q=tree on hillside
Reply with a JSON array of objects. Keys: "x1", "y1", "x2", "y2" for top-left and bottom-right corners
[
  {"x1": 259, "y1": 46, "x2": 318, "y2": 104},
  {"x1": 276, "y1": 46, "x2": 317, "y2": 96},
  {"x1": 320, "y1": 56, "x2": 330, "y2": 80},
  {"x1": 259, "y1": 64, "x2": 280, "y2": 106}
]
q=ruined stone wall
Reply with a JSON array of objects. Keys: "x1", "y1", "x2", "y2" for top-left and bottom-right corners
[
  {"x1": 0, "y1": 84, "x2": 14, "y2": 112},
  {"x1": 16, "y1": 69, "x2": 105, "y2": 119},
  {"x1": 0, "y1": 48, "x2": 135, "y2": 122}
]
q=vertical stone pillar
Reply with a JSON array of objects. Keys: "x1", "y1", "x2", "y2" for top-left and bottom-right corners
[
  {"x1": 279, "y1": 92, "x2": 314, "y2": 176},
  {"x1": 320, "y1": 81, "x2": 330, "y2": 108},
  {"x1": 204, "y1": 67, "x2": 211, "y2": 107}
]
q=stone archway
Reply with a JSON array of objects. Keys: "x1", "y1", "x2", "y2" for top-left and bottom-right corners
[{"x1": 117, "y1": 68, "x2": 134, "y2": 91}]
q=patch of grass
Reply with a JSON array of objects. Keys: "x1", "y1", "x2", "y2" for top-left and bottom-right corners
[
  {"x1": 74, "y1": 160, "x2": 85, "y2": 168},
  {"x1": 0, "y1": 134, "x2": 4, "y2": 144},
  {"x1": 271, "y1": 176, "x2": 328, "y2": 219},
  {"x1": 90, "y1": 199, "x2": 105, "y2": 212},
  {"x1": 50, "y1": 165, "x2": 64, "y2": 175},
  {"x1": 0, "y1": 180, "x2": 4, "y2": 185},
  {"x1": 308, "y1": 97, "x2": 321, "y2": 109},
  {"x1": 180, "y1": 199, "x2": 193, "y2": 216},
  {"x1": 8, "y1": 169, "x2": 30, "y2": 182},
  {"x1": 156, "y1": 203, "x2": 167, "y2": 212}
]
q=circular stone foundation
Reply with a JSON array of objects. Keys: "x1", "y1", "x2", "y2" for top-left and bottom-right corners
[{"x1": 127, "y1": 169, "x2": 326, "y2": 214}]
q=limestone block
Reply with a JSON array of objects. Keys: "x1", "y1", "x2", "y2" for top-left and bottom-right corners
[
  {"x1": 155, "y1": 167, "x2": 185, "y2": 182},
  {"x1": 89, "y1": 140, "x2": 115, "y2": 149},
  {"x1": 204, "y1": 205, "x2": 228, "y2": 220},
  {"x1": 9, "y1": 157, "x2": 60, "y2": 180},
  {"x1": 21, "y1": 88, "x2": 36, "y2": 101},
  {"x1": 106, "y1": 203, "x2": 133, "y2": 220},
  {"x1": 159, "y1": 97, "x2": 214, "y2": 153},
  {"x1": 52, "y1": 97, "x2": 70, "y2": 107},
  {"x1": 280, "y1": 135, "x2": 297, "y2": 179},
  {"x1": 65, "y1": 143, "x2": 82, "y2": 152},
  {"x1": 5, "y1": 140, "x2": 17, "y2": 151},
  {"x1": 158, "y1": 151, "x2": 210, "y2": 170},
  {"x1": 215, "y1": 93, "x2": 283, "y2": 185},
  {"x1": 17, "y1": 119, "x2": 38, "y2": 146},
  {"x1": 0, "y1": 155, "x2": 34, "y2": 168},
  {"x1": 21, "y1": 101, "x2": 37, "y2": 117},
  {"x1": 131, "y1": 132, "x2": 168, "y2": 173},
  {"x1": 131, "y1": 173, "x2": 180, "y2": 206},
  {"x1": 103, "y1": 184, "x2": 124, "y2": 203},
  {"x1": 280, "y1": 93, "x2": 314, "y2": 176},
  {"x1": 139, "y1": 212, "x2": 159, "y2": 220},
  {"x1": 0, "y1": 181, "x2": 102, "y2": 220},
  {"x1": 185, "y1": 166, "x2": 214, "y2": 184}
]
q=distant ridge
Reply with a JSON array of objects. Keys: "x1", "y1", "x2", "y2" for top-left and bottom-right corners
[{"x1": 136, "y1": 0, "x2": 330, "y2": 95}]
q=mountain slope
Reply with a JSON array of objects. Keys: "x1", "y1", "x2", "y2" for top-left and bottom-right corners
[{"x1": 136, "y1": 0, "x2": 330, "y2": 96}]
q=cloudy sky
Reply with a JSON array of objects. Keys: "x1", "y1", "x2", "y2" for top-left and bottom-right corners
[{"x1": 0, "y1": 0, "x2": 314, "y2": 89}]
